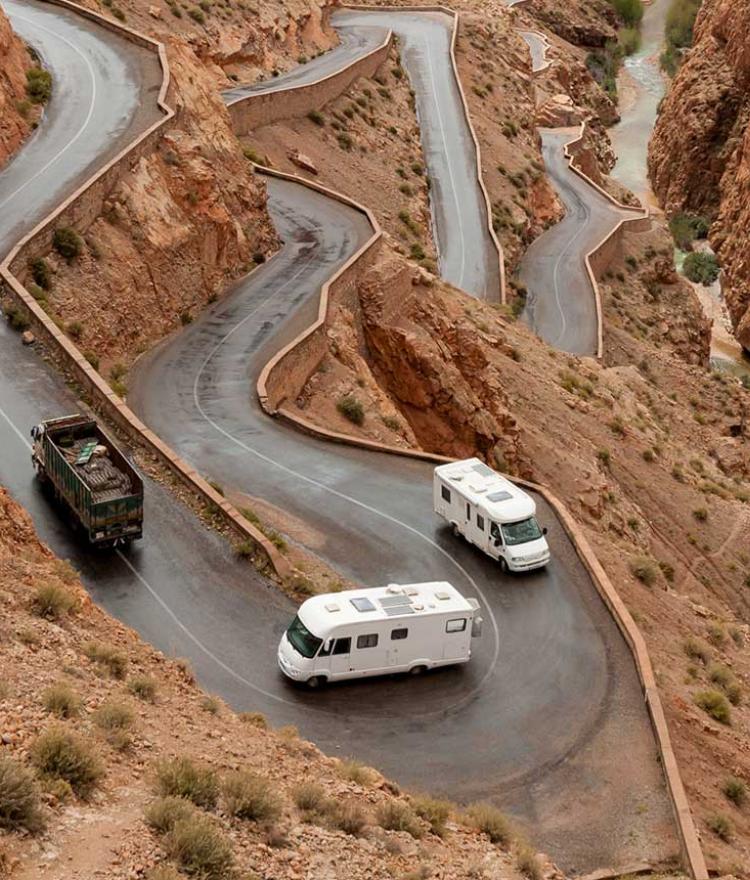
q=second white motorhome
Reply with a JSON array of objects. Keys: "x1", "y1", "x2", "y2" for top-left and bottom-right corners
[
  {"x1": 434, "y1": 458, "x2": 550, "y2": 572},
  {"x1": 278, "y1": 582, "x2": 482, "y2": 688}
]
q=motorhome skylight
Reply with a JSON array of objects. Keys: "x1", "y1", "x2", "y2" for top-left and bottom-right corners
[
  {"x1": 471, "y1": 462, "x2": 495, "y2": 477},
  {"x1": 487, "y1": 490, "x2": 513, "y2": 502},
  {"x1": 350, "y1": 597, "x2": 377, "y2": 613}
]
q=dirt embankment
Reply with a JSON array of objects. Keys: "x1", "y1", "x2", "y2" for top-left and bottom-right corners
[
  {"x1": 0, "y1": 7, "x2": 33, "y2": 169},
  {"x1": 0, "y1": 486, "x2": 558, "y2": 880},
  {"x1": 649, "y1": 0, "x2": 750, "y2": 352},
  {"x1": 523, "y1": 0, "x2": 617, "y2": 47},
  {"x1": 37, "y1": 37, "x2": 278, "y2": 376},
  {"x1": 292, "y1": 224, "x2": 750, "y2": 872}
]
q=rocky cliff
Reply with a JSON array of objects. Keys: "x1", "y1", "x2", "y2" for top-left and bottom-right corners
[
  {"x1": 0, "y1": 6, "x2": 32, "y2": 169},
  {"x1": 649, "y1": 0, "x2": 750, "y2": 352},
  {"x1": 42, "y1": 38, "x2": 278, "y2": 371}
]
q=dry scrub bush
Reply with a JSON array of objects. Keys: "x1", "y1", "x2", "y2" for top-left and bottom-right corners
[
  {"x1": 165, "y1": 814, "x2": 233, "y2": 880},
  {"x1": 221, "y1": 770, "x2": 282, "y2": 823},
  {"x1": 694, "y1": 689, "x2": 732, "y2": 725},
  {"x1": 377, "y1": 800, "x2": 424, "y2": 838},
  {"x1": 0, "y1": 755, "x2": 45, "y2": 833},
  {"x1": 723, "y1": 776, "x2": 747, "y2": 807},
  {"x1": 156, "y1": 756, "x2": 219, "y2": 809},
  {"x1": 707, "y1": 812, "x2": 732, "y2": 841},
  {"x1": 145, "y1": 796, "x2": 196, "y2": 835},
  {"x1": 330, "y1": 799, "x2": 369, "y2": 836},
  {"x1": 94, "y1": 700, "x2": 134, "y2": 731},
  {"x1": 411, "y1": 794, "x2": 451, "y2": 837},
  {"x1": 128, "y1": 675, "x2": 157, "y2": 702},
  {"x1": 515, "y1": 842, "x2": 542, "y2": 880},
  {"x1": 293, "y1": 781, "x2": 327, "y2": 813},
  {"x1": 84, "y1": 642, "x2": 128, "y2": 678},
  {"x1": 200, "y1": 695, "x2": 221, "y2": 715},
  {"x1": 465, "y1": 802, "x2": 513, "y2": 846},
  {"x1": 683, "y1": 637, "x2": 711, "y2": 664},
  {"x1": 31, "y1": 726, "x2": 103, "y2": 798},
  {"x1": 337, "y1": 758, "x2": 376, "y2": 786},
  {"x1": 146, "y1": 866, "x2": 183, "y2": 880},
  {"x1": 42, "y1": 682, "x2": 80, "y2": 718},
  {"x1": 238, "y1": 711, "x2": 267, "y2": 729},
  {"x1": 31, "y1": 583, "x2": 76, "y2": 619}
]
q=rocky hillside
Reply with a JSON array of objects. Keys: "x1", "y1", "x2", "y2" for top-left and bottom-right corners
[
  {"x1": 36, "y1": 37, "x2": 278, "y2": 374},
  {"x1": 0, "y1": 7, "x2": 33, "y2": 169},
  {"x1": 0, "y1": 486, "x2": 556, "y2": 880},
  {"x1": 649, "y1": 0, "x2": 750, "y2": 353}
]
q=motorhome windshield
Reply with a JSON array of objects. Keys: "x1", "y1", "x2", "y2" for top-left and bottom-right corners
[
  {"x1": 501, "y1": 517, "x2": 543, "y2": 546},
  {"x1": 286, "y1": 615, "x2": 323, "y2": 659}
]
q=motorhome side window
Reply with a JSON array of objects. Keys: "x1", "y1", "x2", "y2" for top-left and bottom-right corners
[
  {"x1": 441, "y1": 485, "x2": 451, "y2": 503},
  {"x1": 476, "y1": 514, "x2": 484, "y2": 531},
  {"x1": 357, "y1": 634, "x2": 378, "y2": 649},
  {"x1": 391, "y1": 628, "x2": 408, "y2": 640},
  {"x1": 332, "y1": 637, "x2": 351, "y2": 655},
  {"x1": 446, "y1": 618, "x2": 467, "y2": 633},
  {"x1": 490, "y1": 522, "x2": 500, "y2": 541}
]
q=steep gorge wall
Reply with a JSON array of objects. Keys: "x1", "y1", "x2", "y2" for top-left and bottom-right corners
[
  {"x1": 649, "y1": 0, "x2": 750, "y2": 352},
  {"x1": 0, "y1": 6, "x2": 32, "y2": 169}
]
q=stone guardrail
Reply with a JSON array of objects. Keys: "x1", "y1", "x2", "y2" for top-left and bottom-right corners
[
  {"x1": 340, "y1": 3, "x2": 506, "y2": 303},
  {"x1": 0, "y1": 0, "x2": 291, "y2": 581},
  {"x1": 226, "y1": 27, "x2": 394, "y2": 134},
  {"x1": 560, "y1": 118, "x2": 651, "y2": 359}
]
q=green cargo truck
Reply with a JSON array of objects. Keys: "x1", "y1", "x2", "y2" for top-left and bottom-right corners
[{"x1": 31, "y1": 414, "x2": 143, "y2": 547}]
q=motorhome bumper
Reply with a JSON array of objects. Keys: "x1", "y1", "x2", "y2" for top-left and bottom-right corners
[
  {"x1": 277, "y1": 652, "x2": 303, "y2": 681},
  {"x1": 507, "y1": 553, "x2": 550, "y2": 571}
]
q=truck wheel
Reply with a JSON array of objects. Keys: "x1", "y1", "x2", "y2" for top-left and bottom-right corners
[
  {"x1": 451, "y1": 522, "x2": 460, "y2": 537},
  {"x1": 306, "y1": 675, "x2": 326, "y2": 690},
  {"x1": 499, "y1": 558, "x2": 508, "y2": 574},
  {"x1": 409, "y1": 665, "x2": 427, "y2": 676}
]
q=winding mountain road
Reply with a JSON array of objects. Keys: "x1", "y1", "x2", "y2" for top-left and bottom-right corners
[{"x1": 0, "y1": 1, "x2": 675, "y2": 872}]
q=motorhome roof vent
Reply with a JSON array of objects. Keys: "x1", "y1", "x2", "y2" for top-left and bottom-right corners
[
  {"x1": 487, "y1": 490, "x2": 513, "y2": 503},
  {"x1": 324, "y1": 603, "x2": 340, "y2": 613},
  {"x1": 385, "y1": 584, "x2": 403, "y2": 594},
  {"x1": 472, "y1": 462, "x2": 495, "y2": 477},
  {"x1": 350, "y1": 597, "x2": 376, "y2": 613},
  {"x1": 412, "y1": 604, "x2": 424, "y2": 611},
  {"x1": 434, "y1": 591, "x2": 451, "y2": 601},
  {"x1": 403, "y1": 586, "x2": 419, "y2": 596}
]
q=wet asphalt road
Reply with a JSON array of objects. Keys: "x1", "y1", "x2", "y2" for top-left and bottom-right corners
[
  {"x1": 518, "y1": 129, "x2": 636, "y2": 356},
  {"x1": 519, "y1": 30, "x2": 547, "y2": 72},
  {"x1": 0, "y1": 1, "x2": 675, "y2": 871}
]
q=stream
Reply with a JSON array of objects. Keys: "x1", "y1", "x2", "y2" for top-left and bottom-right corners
[{"x1": 608, "y1": 0, "x2": 750, "y2": 381}]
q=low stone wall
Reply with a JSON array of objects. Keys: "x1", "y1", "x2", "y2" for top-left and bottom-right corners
[
  {"x1": 256, "y1": 167, "x2": 382, "y2": 411},
  {"x1": 0, "y1": 0, "x2": 290, "y2": 581},
  {"x1": 227, "y1": 31, "x2": 393, "y2": 135}
]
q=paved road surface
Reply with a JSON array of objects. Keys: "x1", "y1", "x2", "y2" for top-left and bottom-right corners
[
  {"x1": 0, "y1": 2, "x2": 675, "y2": 871},
  {"x1": 519, "y1": 31, "x2": 548, "y2": 72},
  {"x1": 518, "y1": 129, "x2": 635, "y2": 355}
]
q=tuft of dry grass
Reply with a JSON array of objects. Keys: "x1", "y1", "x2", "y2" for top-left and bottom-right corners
[
  {"x1": 128, "y1": 675, "x2": 158, "y2": 702},
  {"x1": 238, "y1": 711, "x2": 267, "y2": 729},
  {"x1": 31, "y1": 583, "x2": 76, "y2": 619},
  {"x1": 83, "y1": 642, "x2": 128, "y2": 679},
  {"x1": 164, "y1": 814, "x2": 234, "y2": 880},
  {"x1": 30, "y1": 726, "x2": 103, "y2": 799},
  {"x1": 376, "y1": 800, "x2": 424, "y2": 838},
  {"x1": 156, "y1": 756, "x2": 218, "y2": 809},
  {"x1": 411, "y1": 793, "x2": 452, "y2": 837},
  {"x1": 337, "y1": 757, "x2": 376, "y2": 786},
  {"x1": 145, "y1": 796, "x2": 195, "y2": 835},
  {"x1": 0, "y1": 755, "x2": 46, "y2": 833},
  {"x1": 465, "y1": 802, "x2": 513, "y2": 847},
  {"x1": 41, "y1": 681, "x2": 80, "y2": 718},
  {"x1": 221, "y1": 770, "x2": 282, "y2": 823}
]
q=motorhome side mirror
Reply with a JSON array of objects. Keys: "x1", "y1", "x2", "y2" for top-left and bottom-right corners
[
  {"x1": 494, "y1": 537, "x2": 501, "y2": 547},
  {"x1": 542, "y1": 527, "x2": 548, "y2": 536}
]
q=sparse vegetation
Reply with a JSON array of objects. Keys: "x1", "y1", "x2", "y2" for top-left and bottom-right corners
[
  {"x1": 683, "y1": 252, "x2": 720, "y2": 285},
  {"x1": 30, "y1": 726, "x2": 103, "y2": 798},
  {"x1": 661, "y1": 0, "x2": 701, "y2": 74},
  {"x1": 515, "y1": 842, "x2": 543, "y2": 880},
  {"x1": 307, "y1": 109, "x2": 325, "y2": 126},
  {"x1": 337, "y1": 758, "x2": 375, "y2": 786},
  {"x1": 42, "y1": 682, "x2": 80, "y2": 718},
  {"x1": 164, "y1": 814, "x2": 233, "y2": 880},
  {"x1": 629, "y1": 556, "x2": 659, "y2": 587},
  {"x1": 53, "y1": 227, "x2": 83, "y2": 260},
  {"x1": 376, "y1": 800, "x2": 423, "y2": 838},
  {"x1": 411, "y1": 794, "x2": 451, "y2": 837},
  {"x1": 0, "y1": 755, "x2": 45, "y2": 832},
  {"x1": 128, "y1": 675, "x2": 158, "y2": 702},
  {"x1": 31, "y1": 583, "x2": 76, "y2": 619},
  {"x1": 337, "y1": 395, "x2": 365, "y2": 426},
  {"x1": 146, "y1": 795, "x2": 196, "y2": 836},
  {"x1": 83, "y1": 642, "x2": 128, "y2": 678},
  {"x1": 669, "y1": 212, "x2": 709, "y2": 249},
  {"x1": 706, "y1": 812, "x2": 732, "y2": 841},
  {"x1": 156, "y1": 756, "x2": 219, "y2": 809},
  {"x1": 722, "y1": 776, "x2": 747, "y2": 807},
  {"x1": 239, "y1": 711, "x2": 267, "y2": 729},
  {"x1": 30, "y1": 257, "x2": 52, "y2": 290},
  {"x1": 683, "y1": 637, "x2": 712, "y2": 664},
  {"x1": 694, "y1": 689, "x2": 732, "y2": 725},
  {"x1": 293, "y1": 781, "x2": 327, "y2": 814},
  {"x1": 465, "y1": 802, "x2": 513, "y2": 846},
  {"x1": 330, "y1": 799, "x2": 368, "y2": 835},
  {"x1": 221, "y1": 770, "x2": 282, "y2": 822},
  {"x1": 26, "y1": 67, "x2": 52, "y2": 103}
]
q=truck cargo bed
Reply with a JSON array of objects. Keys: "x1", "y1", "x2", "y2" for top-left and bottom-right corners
[{"x1": 59, "y1": 436, "x2": 133, "y2": 503}]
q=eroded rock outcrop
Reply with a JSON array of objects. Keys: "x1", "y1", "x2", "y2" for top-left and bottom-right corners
[
  {"x1": 0, "y1": 6, "x2": 32, "y2": 169},
  {"x1": 43, "y1": 38, "x2": 278, "y2": 368},
  {"x1": 649, "y1": 0, "x2": 750, "y2": 351}
]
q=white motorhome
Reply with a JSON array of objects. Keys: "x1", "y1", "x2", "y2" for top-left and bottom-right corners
[
  {"x1": 434, "y1": 458, "x2": 550, "y2": 572},
  {"x1": 277, "y1": 582, "x2": 482, "y2": 688}
]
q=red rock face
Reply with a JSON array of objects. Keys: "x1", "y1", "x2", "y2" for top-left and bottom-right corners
[
  {"x1": 0, "y1": 7, "x2": 32, "y2": 169},
  {"x1": 649, "y1": 0, "x2": 750, "y2": 351}
]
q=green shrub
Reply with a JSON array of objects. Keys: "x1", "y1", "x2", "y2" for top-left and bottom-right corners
[
  {"x1": 83, "y1": 642, "x2": 128, "y2": 678},
  {"x1": 145, "y1": 795, "x2": 195, "y2": 835},
  {"x1": 337, "y1": 395, "x2": 364, "y2": 425},
  {"x1": 42, "y1": 682, "x2": 80, "y2": 718},
  {"x1": 4, "y1": 305, "x2": 29, "y2": 331},
  {"x1": 707, "y1": 622, "x2": 727, "y2": 647},
  {"x1": 128, "y1": 675, "x2": 157, "y2": 702},
  {"x1": 84, "y1": 350, "x2": 100, "y2": 370},
  {"x1": 221, "y1": 770, "x2": 282, "y2": 822},
  {"x1": 694, "y1": 689, "x2": 731, "y2": 725},
  {"x1": 683, "y1": 252, "x2": 720, "y2": 285},
  {"x1": 26, "y1": 67, "x2": 52, "y2": 103},
  {"x1": 188, "y1": 7, "x2": 205, "y2": 23},
  {"x1": 307, "y1": 110, "x2": 325, "y2": 126},
  {"x1": 692, "y1": 506, "x2": 708, "y2": 521},
  {"x1": 706, "y1": 812, "x2": 732, "y2": 841},
  {"x1": 618, "y1": 26, "x2": 641, "y2": 55},
  {"x1": 156, "y1": 756, "x2": 218, "y2": 809},
  {"x1": 411, "y1": 794, "x2": 451, "y2": 837},
  {"x1": 31, "y1": 583, "x2": 76, "y2": 619},
  {"x1": 67, "y1": 320, "x2": 84, "y2": 340},
  {"x1": 30, "y1": 257, "x2": 52, "y2": 290},
  {"x1": 376, "y1": 800, "x2": 423, "y2": 838},
  {"x1": 465, "y1": 802, "x2": 513, "y2": 846},
  {"x1": 669, "y1": 212, "x2": 709, "y2": 248},
  {"x1": 164, "y1": 815, "x2": 233, "y2": 879},
  {"x1": 609, "y1": 0, "x2": 643, "y2": 26},
  {"x1": 0, "y1": 755, "x2": 45, "y2": 832},
  {"x1": 629, "y1": 556, "x2": 659, "y2": 587},
  {"x1": 53, "y1": 227, "x2": 83, "y2": 260},
  {"x1": 662, "y1": 0, "x2": 701, "y2": 74},
  {"x1": 30, "y1": 726, "x2": 103, "y2": 798},
  {"x1": 708, "y1": 663, "x2": 733, "y2": 689},
  {"x1": 722, "y1": 776, "x2": 747, "y2": 807}
]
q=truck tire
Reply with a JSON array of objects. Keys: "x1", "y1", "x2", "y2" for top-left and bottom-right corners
[
  {"x1": 409, "y1": 664, "x2": 427, "y2": 676},
  {"x1": 306, "y1": 675, "x2": 326, "y2": 690},
  {"x1": 499, "y1": 558, "x2": 508, "y2": 574}
]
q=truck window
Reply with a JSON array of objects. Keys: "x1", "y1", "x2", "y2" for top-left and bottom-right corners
[
  {"x1": 466, "y1": 503, "x2": 470, "y2": 519},
  {"x1": 446, "y1": 619, "x2": 467, "y2": 633},
  {"x1": 332, "y1": 638, "x2": 351, "y2": 655},
  {"x1": 476, "y1": 514, "x2": 484, "y2": 531},
  {"x1": 490, "y1": 522, "x2": 501, "y2": 541},
  {"x1": 356, "y1": 634, "x2": 378, "y2": 649},
  {"x1": 441, "y1": 485, "x2": 451, "y2": 503},
  {"x1": 391, "y1": 628, "x2": 408, "y2": 641}
]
